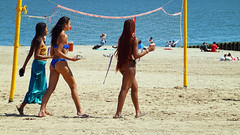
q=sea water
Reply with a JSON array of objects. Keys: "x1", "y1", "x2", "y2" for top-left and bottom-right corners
[{"x1": 1, "y1": 0, "x2": 239, "y2": 46}]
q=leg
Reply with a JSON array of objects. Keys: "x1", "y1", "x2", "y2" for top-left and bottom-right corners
[
  {"x1": 38, "y1": 69, "x2": 59, "y2": 117},
  {"x1": 55, "y1": 61, "x2": 85, "y2": 116},
  {"x1": 130, "y1": 78, "x2": 140, "y2": 116},
  {"x1": 16, "y1": 102, "x2": 27, "y2": 115},
  {"x1": 114, "y1": 67, "x2": 135, "y2": 118},
  {"x1": 130, "y1": 79, "x2": 147, "y2": 118}
]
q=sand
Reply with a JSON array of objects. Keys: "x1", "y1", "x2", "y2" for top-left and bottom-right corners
[{"x1": 0, "y1": 46, "x2": 240, "y2": 135}]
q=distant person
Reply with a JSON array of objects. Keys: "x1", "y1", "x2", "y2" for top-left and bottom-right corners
[
  {"x1": 211, "y1": 42, "x2": 218, "y2": 52},
  {"x1": 220, "y1": 53, "x2": 235, "y2": 61},
  {"x1": 171, "y1": 40, "x2": 176, "y2": 47},
  {"x1": 38, "y1": 16, "x2": 88, "y2": 117},
  {"x1": 100, "y1": 33, "x2": 107, "y2": 46},
  {"x1": 114, "y1": 19, "x2": 155, "y2": 118},
  {"x1": 220, "y1": 54, "x2": 227, "y2": 61},
  {"x1": 200, "y1": 42, "x2": 209, "y2": 52},
  {"x1": 17, "y1": 22, "x2": 52, "y2": 115},
  {"x1": 138, "y1": 40, "x2": 144, "y2": 50},
  {"x1": 168, "y1": 41, "x2": 172, "y2": 46},
  {"x1": 165, "y1": 41, "x2": 170, "y2": 47},
  {"x1": 149, "y1": 37, "x2": 155, "y2": 46},
  {"x1": 226, "y1": 53, "x2": 236, "y2": 61},
  {"x1": 92, "y1": 33, "x2": 107, "y2": 50}
]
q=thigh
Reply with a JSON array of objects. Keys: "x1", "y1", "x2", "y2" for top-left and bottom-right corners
[
  {"x1": 55, "y1": 61, "x2": 76, "y2": 89},
  {"x1": 121, "y1": 67, "x2": 136, "y2": 90},
  {"x1": 48, "y1": 68, "x2": 60, "y2": 90}
]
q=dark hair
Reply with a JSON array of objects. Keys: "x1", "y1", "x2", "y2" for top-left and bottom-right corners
[
  {"x1": 50, "y1": 16, "x2": 70, "y2": 46},
  {"x1": 138, "y1": 40, "x2": 142, "y2": 44},
  {"x1": 31, "y1": 22, "x2": 46, "y2": 50},
  {"x1": 213, "y1": 42, "x2": 216, "y2": 44},
  {"x1": 116, "y1": 19, "x2": 136, "y2": 71}
]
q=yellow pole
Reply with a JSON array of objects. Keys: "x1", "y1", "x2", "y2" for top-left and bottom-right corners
[
  {"x1": 183, "y1": 0, "x2": 187, "y2": 87},
  {"x1": 9, "y1": 0, "x2": 25, "y2": 102}
]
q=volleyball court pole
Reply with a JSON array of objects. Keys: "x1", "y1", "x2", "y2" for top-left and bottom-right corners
[
  {"x1": 183, "y1": 0, "x2": 187, "y2": 87},
  {"x1": 9, "y1": 0, "x2": 28, "y2": 102}
]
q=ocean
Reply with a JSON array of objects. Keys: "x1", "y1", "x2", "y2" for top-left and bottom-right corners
[{"x1": 1, "y1": 0, "x2": 240, "y2": 46}]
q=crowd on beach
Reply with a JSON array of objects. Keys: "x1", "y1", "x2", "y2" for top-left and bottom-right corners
[
  {"x1": 16, "y1": 16, "x2": 155, "y2": 118},
  {"x1": 200, "y1": 42, "x2": 218, "y2": 52},
  {"x1": 199, "y1": 41, "x2": 239, "y2": 61}
]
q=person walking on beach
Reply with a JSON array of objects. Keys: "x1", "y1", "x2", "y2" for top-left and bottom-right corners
[
  {"x1": 38, "y1": 16, "x2": 88, "y2": 117},
  {"x1": 17, "y1": 22, "x2": 52, "y2": 115},
  {"x1": 114, "y1": 19, "x2": 155, "y2": 118}
]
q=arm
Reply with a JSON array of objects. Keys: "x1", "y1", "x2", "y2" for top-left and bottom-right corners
[
  {"x1": 55, "y1": 33, "x2": 79, "y2": 61},
  {"x1": 19, "y1": 45, "x2": 34, "y2": 76},
  {"x1": 132, "y1": 38, "x2": 155, "y2": 59}
]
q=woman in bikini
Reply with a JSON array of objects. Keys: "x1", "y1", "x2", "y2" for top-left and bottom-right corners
[
  {"x1": 38, "y1": 16, "x2": 88, "y2": 117},
  {"x1": 17, "y1": 22, "x2": 52, "y2": 115},
  {"x1": 114, "y1": 19, "x2": 155, "y2": 118}
]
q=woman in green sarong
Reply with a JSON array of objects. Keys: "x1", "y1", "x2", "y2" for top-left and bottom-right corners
[{"x1": 17, "y1": 22, "x2": 52, "y2": 115}]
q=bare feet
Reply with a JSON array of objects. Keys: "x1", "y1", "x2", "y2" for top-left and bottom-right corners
[
  {"x1": 135, "y1": 112, "x2": 147, "y2": 118},
  {"x1": 45, "y1": 111, "x2": 53, "y2": 116},
  {"x1": 77, "y1": 112, "x2": 89, "y2": 118},
  {"x1": 38, "y1": 110, "x2": 53, "y2": 117},
  {"x1": 113, "y1": 114, "x2": 124, "y2": 119},
  {"x1": 38, "y1": 111, "x2": 47, "y2": 117},
  {"x1": 16, "y1": 105, "x2": 24, "y2": 115}
]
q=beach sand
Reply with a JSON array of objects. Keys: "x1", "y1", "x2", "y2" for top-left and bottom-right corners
[{"x1": 0, "y1": 46, "x2": 240, "y2": 134}]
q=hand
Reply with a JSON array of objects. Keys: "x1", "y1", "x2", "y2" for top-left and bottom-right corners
[
  {"x1": 71, "y1": 56, "x2": 81, "y2": 61},
  {"x1": 148, "y1": 45, "x2": 155, "y2": 52},
  {"x1": 48, "y1": 55, "x2": 53, "y2": 59},
  {"x1": 19, "y1": 67, "x2": 25, "y2": 77}
]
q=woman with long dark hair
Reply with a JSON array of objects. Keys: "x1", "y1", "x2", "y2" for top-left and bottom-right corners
[
  {"x1": 38, "y1": 16, "x2": 88, "y2": 117},
  {"x1": 17, "y1": 22, "x2": 51, "y2": 115},
  {"x1": 114, "y1": 19, "x2": 155, "y2": 118}
]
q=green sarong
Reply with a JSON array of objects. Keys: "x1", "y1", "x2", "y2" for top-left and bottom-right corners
[{"x1": 23, "y1": 59, "x2": 47, "y2": 104}]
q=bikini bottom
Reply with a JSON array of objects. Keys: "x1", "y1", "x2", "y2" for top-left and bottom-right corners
[
  {"x1": 51, "y1": 58, "x2": 67, "y2": 69},
  {"x1": 129, "y1": 60, "x2": 136, "y2": 67}
]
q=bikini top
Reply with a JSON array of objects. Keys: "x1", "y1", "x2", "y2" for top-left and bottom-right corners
[
  {"x1": 40, "y1": 45, "x2": 47, "y2": 55},
  {"x1": 53, "y1": 44, "x2": 69, "y2": 50}
]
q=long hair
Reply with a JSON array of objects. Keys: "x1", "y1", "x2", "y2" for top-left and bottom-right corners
[
  {"x1": 50, "y1": 16, "x2": 70, "y2": 46},
  {"x1": 116, "y1": 19, "x2": 136, "y2": 71},
  {"x1": 31, "y1": 22, "x2": 46, "y2": 50}
]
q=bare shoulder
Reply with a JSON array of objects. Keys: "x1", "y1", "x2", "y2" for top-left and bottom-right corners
[
  {"x1": 58, "y1": 32, "x2": 68, "y2": 43},
  {"x1": 59, "y1": 32, "x2": 68, "y2": 39}
]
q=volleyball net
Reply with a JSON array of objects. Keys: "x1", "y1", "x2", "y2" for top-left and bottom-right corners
[{"x1": 46, "y1": 1, "x2": 182, "y2": 46}]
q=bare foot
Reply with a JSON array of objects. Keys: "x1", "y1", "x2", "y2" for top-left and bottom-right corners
[
  {"x1": 45, "y1": 111, "x2": 53, "y2": 116},
  {"x1": 113, "y1": 114, "x2": 124, "y2": 119},
  {"x1": 77, "y1": 112, "x2": 89, "y2": 118},
  {"x1": 16, "y1": 105, "x2": 24, "y2": 115},
  {"x1": 38, "y1": 111, "x2": 47, "y2": 117},
  {"x1": 135, "y1": 112, "x2": 147, "y2": 118}
]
